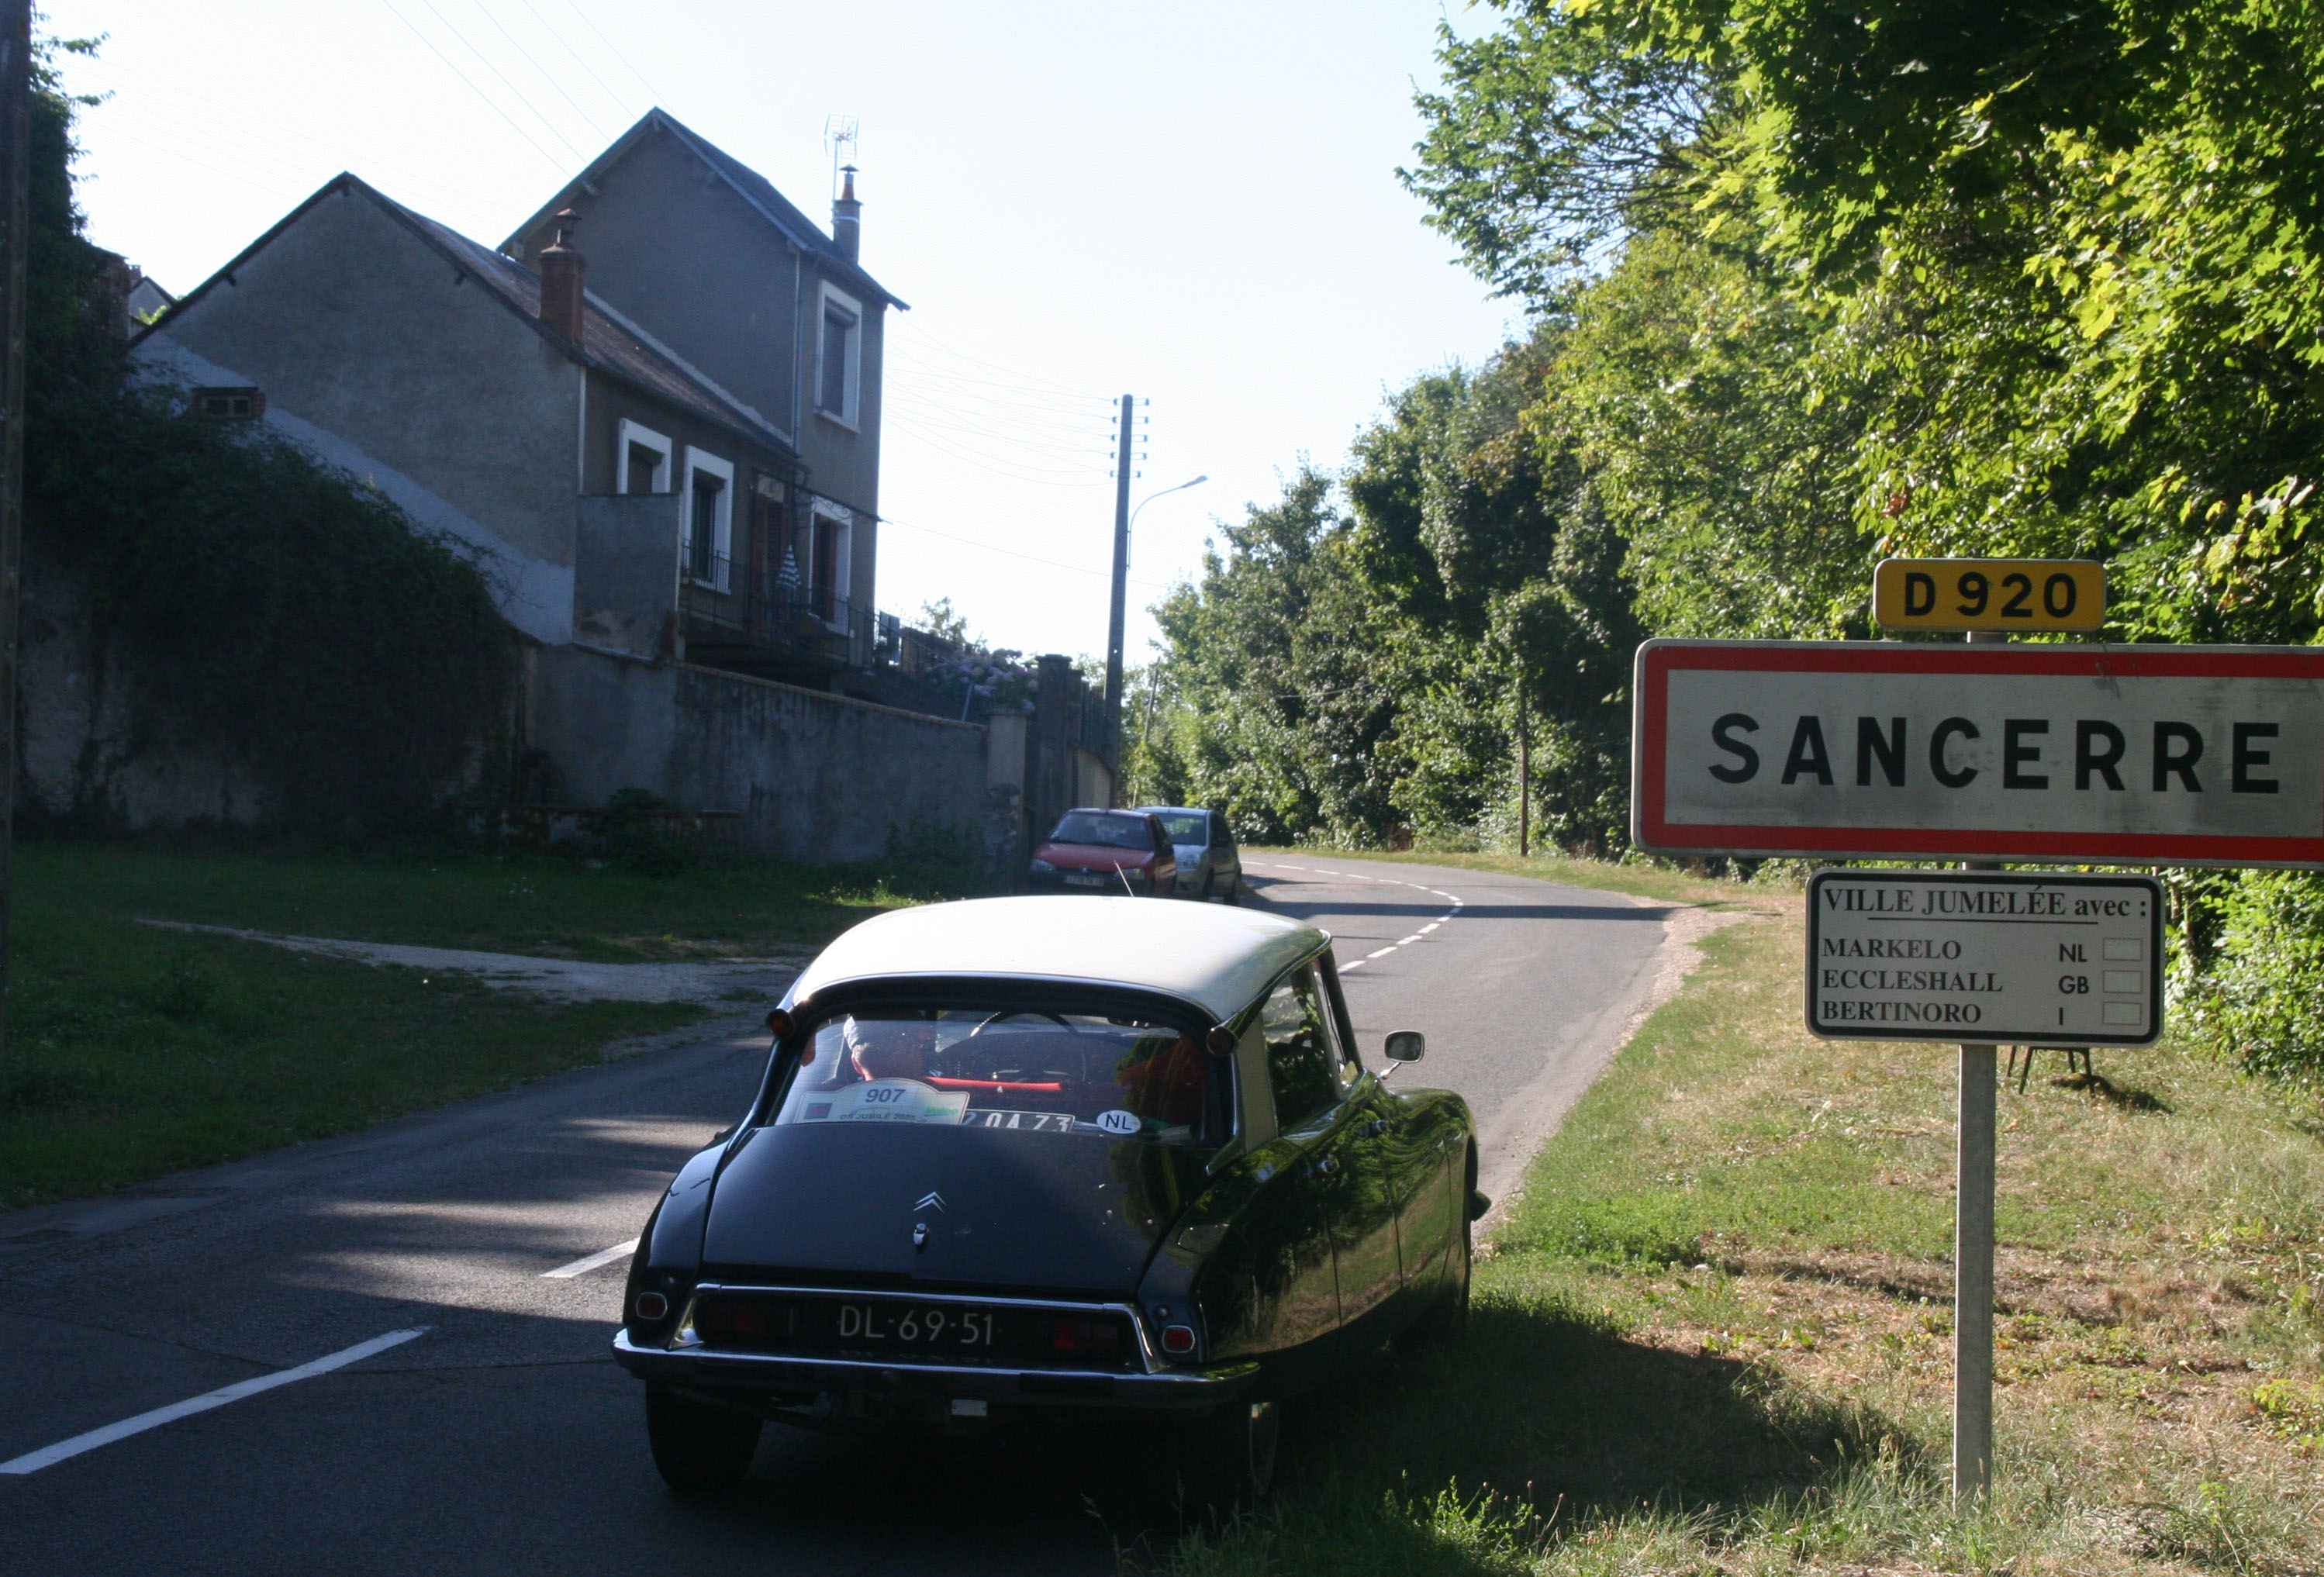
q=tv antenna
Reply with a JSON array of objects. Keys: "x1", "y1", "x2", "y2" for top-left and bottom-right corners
[{"x1": 823, "y1": 115, "x2": 859, "y2": 196}]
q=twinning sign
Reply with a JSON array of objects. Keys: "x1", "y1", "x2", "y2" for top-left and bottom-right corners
[
  {"x1": 1806, "y1": 870, "x2": 2164, "y2": 1046},
  {"x1": 1632, "y1": 640, "x2": 2324, "y2": 865}
]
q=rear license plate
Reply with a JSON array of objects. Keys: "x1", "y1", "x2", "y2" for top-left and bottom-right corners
[
  {"x1": 694, "y1": 1295, "x2": 1134, "y2": 1370},
  {"x1": 1063, "y1": 874, "x2": 1103, "y2": 886}
]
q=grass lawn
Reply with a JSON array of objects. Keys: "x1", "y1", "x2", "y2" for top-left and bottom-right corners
[
  {"x1": 0, "y1": 838, "x2": 963, "y2": 1209},
  {"x1": 1153, "y1": 858, "x2": 2324, "y2": 1576}
]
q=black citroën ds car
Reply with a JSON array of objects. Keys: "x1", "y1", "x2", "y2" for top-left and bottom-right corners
[{"x1": 613, "y1": 895, "x2": 1480, "y2": 1502}]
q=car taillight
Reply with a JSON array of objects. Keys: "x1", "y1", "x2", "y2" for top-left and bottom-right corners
[
  {"x1": 1044, "y1": 1316, "x2": 1124, "y2": 1358},
  {"x1": 1160, "y1": 1324, "x2": 1197, "y2": 1358},
  {"x1": 695, "y1": 1299, "x2": 780, "y2": 1342},
  {"x1": 634, "y1": 1290, "x2": 669, "y2": 1321}
]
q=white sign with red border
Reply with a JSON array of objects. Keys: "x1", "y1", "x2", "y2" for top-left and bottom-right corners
[{"x1": 1632, "y1": 640, "x2": 2324, "y2": 864}]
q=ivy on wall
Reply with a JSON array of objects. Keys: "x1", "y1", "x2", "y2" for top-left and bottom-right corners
[{"x1": 22, "y1": 46, "x2": 516, "y2": 834}]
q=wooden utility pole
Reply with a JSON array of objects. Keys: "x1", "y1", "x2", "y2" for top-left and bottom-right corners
[
  {"x1": 1515, "y1": 675, "x2": 1531, "y2": 858},
  {"x1": 1103, "y1": 394, "x2": 1134, "y2": 795},
  {"x1": 0, "y1": 0, "x2": 32, "y2": 1047}
]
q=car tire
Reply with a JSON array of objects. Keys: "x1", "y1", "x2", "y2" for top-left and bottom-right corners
[
  {"x1": 1219, "y1": 875, "x2": 1241, "y2": 906},
  {"x1": 1175, "y1": 1398, "x2": 1279, "y2": 1511},
  {"x1": 646, "y1": 1385, "x2": 761, "y2": 1492}
]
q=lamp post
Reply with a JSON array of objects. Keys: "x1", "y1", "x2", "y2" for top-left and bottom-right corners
[{"x1": 1104, "y1": 474, "x2": 1206, "y2": 792}]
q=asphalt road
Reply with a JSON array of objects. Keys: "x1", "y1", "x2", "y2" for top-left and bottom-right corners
[{"x1": 0, "y1": 860, "x2": 1674, "y2": 1576}]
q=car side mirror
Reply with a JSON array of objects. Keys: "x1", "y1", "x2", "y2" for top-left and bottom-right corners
[{"x1": 1383, "y1": 1030, "x2": 1426, "y2": 1063}]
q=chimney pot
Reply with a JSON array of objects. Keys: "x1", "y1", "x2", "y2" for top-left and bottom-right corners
[
  {"x1": 538, "y1": 206, "x2": 585, "y2": 341},
  {"x1": 831, "y1": 165, "x2": 862, "y2": 263}
]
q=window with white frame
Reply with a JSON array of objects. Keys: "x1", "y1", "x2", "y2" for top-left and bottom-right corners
[
  {"x1": 809, "y1": 499, "x2": 852, "y2": 623},
  {"x1": 616, "y1": 419, "x2": 672, "y2": 495},
  {"x1": 681, "y1": 447, "x2": 735, "y2": 592},
  {"x1": 816, "y1": 284, "x2": 862, "y2": 426}
]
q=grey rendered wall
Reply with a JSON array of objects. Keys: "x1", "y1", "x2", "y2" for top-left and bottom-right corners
[
  {"x1": 19, "y1": 557, "x2": 269, "y2": 827},
  {"x1": 530, "y1": 646, "x2": 989, "y2": 862},
  {"x1": 573, "y1": 494, "x2": 681, "y2": 659},
  {"x1": 527, "y1": 129, "x2": 800, "y2": 443},
  {"x1": 161, "y1": 188, "x2": 583, "y2": 616}
]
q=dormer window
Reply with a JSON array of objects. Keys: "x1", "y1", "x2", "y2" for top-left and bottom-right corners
[
  {"x1": 195, "y1": 386, "x2": 264, "y2": 419},
  {"x1": 817, "y1": 285, "x2": 861, "y2": 427}
]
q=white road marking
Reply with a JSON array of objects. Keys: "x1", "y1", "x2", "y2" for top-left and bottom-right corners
[
  {"x1": 542, "y1": 1239, "x2": 638, "y2": 1279},
  {"x1": 0, "y1": 1327, "x2": 426, "y2": 1476},
  {"x1": 1243, "y1": 859, "x2": 1463, "y2": 968}
]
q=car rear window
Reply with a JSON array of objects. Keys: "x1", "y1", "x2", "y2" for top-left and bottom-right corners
[
  {"x1": 772, "y1": 1006, "x2": 1218, "y2": 1145},
  {"x1": 1151, "y1": 813, "x2": 1207, "y2": 842},
  {"x1": 1048, "y1": 813, "x2": 1150, "y2": 850}
]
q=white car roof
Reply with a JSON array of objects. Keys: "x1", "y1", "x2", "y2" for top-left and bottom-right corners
[{"x1": 789, "y1": 895, "x2": 1328, "y2": 1022}]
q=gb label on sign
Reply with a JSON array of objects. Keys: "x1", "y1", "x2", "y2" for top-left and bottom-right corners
[
  {"x1": 1805, "y1": 870, "x2": 2163, "y2": 1046},
  {"x1": 1874, "y1": 558, "x2": 2105, "y2": 632}
]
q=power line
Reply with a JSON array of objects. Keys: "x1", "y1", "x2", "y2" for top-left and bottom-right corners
[
  {"x1": 509, "y1": 0, "x2": 630, "y2": 123},
  {"x1": 879, "y1": 514, "x2": 1171, "y2": 591},
  {"x1": 377, "y1": 0, "x2": 571, "y2": 173},
  {"x1": 409, "y1": 0, "x2": 589, "y2": 164},
  {"x1": 557, "y1": 0, "x2": 665, "y2": 107},
  {"x1": 471, "y1": 1, "x2": 613, "y2": 143}
]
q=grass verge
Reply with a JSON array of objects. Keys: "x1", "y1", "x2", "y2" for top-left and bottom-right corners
[
  {"x1": 1150, "y1": 862, "x2": 2324, "y2": 1576},
  {"x1": 1, "y1": 837, "x2": 972, "y2": 1209},
  {"x1": 22, "y1": 837, "x2": 972, "y2": 961}
]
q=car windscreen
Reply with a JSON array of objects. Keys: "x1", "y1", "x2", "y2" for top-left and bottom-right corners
[
  {"x1": 1150, "y1": 813, "x2": 1206, "y2": 843},
  {"x1": 771, "y1": 1006, "x2": 1217, "y2": 1146},
  {"x1": 1048, "y1": 813, "x2": 1149, "y2": 850}
]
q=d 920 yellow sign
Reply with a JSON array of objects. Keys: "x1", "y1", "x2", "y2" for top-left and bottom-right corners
[{"x1": 1873, "y1": 558, "x2": 2105, "y2": 632}]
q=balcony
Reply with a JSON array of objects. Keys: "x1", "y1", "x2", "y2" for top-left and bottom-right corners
[{"x1": 682, "y1": 562, "x2": 884, "y2": 679}]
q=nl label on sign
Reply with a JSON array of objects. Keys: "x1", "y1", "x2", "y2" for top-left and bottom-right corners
[{"x1": 1805, "y1": 870, "x2": 2163, "y2": 1046}]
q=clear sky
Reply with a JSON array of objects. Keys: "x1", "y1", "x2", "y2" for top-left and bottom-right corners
[{"x1": 47, "y1": 1, "x2": 1520, "y2": 664}]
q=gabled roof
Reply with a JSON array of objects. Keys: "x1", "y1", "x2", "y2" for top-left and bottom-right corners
[
  {"x1": 136, "y1": 174, "x2": 796, "y2": 457},
  {"x1": 499, "y1": 109, "x2": 907, "y2": 311}
]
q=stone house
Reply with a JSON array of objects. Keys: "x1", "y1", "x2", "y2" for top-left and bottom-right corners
[{"x1": 36, "y1": 113, "x2": 1032, "y2": 861}]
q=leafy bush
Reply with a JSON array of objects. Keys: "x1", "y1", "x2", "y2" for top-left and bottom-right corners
[{"x1": 2181, "y1": 871, "x2": 2324, "y2": 1091}]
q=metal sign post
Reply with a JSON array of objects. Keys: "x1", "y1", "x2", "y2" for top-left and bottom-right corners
[{"x1": 1806, "y1": 866, "x2": 2164, "y2": 1503}]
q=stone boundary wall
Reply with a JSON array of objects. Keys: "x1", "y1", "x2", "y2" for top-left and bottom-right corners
[{"x1": 530, "y1": 646, "x2": 1000, "y2": 864}]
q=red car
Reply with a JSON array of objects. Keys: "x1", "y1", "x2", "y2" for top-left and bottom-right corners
[{"x1": 1027, "y1": 809, "x2": 1179, "y2": 896}]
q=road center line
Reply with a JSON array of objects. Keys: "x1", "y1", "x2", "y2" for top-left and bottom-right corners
[
  {"x1": 543, "y1": 1239, "x2": 639, "y2": 1279},
  {"x1": 0, "y1": 1327, "x2": 426, "y2": 1476}
]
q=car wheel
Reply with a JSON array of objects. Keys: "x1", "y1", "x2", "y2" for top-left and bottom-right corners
[
  {"x1": 1176, "y1": 1398, "x2": 1279, "y2": 1510},
  {"x1": 646, "y1": 1385, "x2": 761, "y2": 1492},
  {"x1": 1219, "y1": 874, "x2": 1241, "y2": 906}
]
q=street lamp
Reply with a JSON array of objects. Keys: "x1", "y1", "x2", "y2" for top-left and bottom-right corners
[{"x1": 1106, "y1": 474, "x2": 1208, "y2": 784}]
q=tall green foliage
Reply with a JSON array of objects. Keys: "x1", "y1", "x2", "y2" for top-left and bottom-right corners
[
  {"x1": 1149, "y1": 0, "x2": 2324, "y2": 1088},
  {"x1": 23, "y1": 44, "x2": 515, "y2": 833}
]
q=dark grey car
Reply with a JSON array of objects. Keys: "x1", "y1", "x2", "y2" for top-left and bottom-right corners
[{"x1": 1136, "y1": 806, "x2": 1241, "y2": 901}]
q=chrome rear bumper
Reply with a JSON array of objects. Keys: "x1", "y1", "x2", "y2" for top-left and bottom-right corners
[{"x1": 611, "y1": 1329, "x2": 1255, "y2": 1412}]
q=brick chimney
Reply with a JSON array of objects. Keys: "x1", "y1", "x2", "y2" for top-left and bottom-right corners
[
  {"x1": 537, "y1": 208, "x2": 585, "y2": 341},
  {"x1": 831, "y1": 166, "x2": 861, "y2": 263}
]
